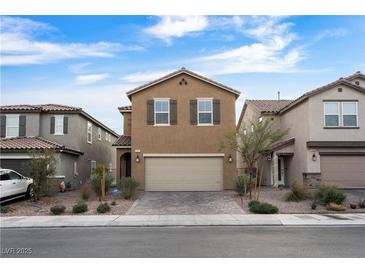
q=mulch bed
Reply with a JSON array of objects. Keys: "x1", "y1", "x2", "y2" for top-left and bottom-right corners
[
  {"x1": 0, "y1": 189, "x2": 135, "y2": 216},
  {"x1": 234, "y1": 187, "x2": 365, "y2": 214}
]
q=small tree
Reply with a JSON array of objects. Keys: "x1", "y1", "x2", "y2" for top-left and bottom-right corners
[
  {"x1": 28, "y1": 149, "x2": 56, "y2": 201},
  {"x1": 225, "y1": 117, "x2": 286, "y2": 200}
]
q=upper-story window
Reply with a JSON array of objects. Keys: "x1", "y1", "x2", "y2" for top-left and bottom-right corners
[
  {"x1": 98, "y1": 128, "x2": 102, "y2": 141},
  {"x1": 54, "y1": 115, "x2": 64, "y2": 135},
  {"x1": 6, "y1": 115, "x2": 19, "y2": 137},
  {"x1": 197, "y1": 99, "x2": 213, "y2": 125},
  {"x1": 87, "y1": 122, "x2": 92, "y2": 144},
  {"x1": 154, "y1": 99, "x2": 169, "y2": 125},
  {"x1": 324, "y1": 101, "x2": 358, "y2": 127}
]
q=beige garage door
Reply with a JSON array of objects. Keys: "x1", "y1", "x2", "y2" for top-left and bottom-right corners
[
  {"x1": 145, "y1": 157, "x2": 223, "y2": 191},
  {"x1": 321, "y1": 155, "x2": 365, "y2": 188}
]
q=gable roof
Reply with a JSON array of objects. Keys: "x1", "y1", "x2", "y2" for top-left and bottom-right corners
[
  {"x1": 0, "y1": 136, "x2": 83, "y2": 155},
  {"x1": 125, "y1": 67, "x2": 241, "y2": 99},
  {"x1": 246, "y1": 100, "x2": 293, "y2": 113},
  {"x1": 0, "y1": 104, "x2": 119, "y2": 137}
]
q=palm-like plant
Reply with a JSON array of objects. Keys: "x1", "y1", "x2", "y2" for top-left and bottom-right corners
[{"x1": 226, "y1": 117, "x2": 287, "y2": 199}]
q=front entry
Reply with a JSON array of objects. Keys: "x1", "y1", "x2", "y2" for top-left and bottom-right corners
[
  {"x1": 277, "y1": 157, "x2": 285, "y2": 186},
  {"x1": 120, "y1": 152, "x2": 131, "y2": 179}
]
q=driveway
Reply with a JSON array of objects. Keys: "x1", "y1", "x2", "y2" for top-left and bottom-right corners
[{"x1": 127, "y1": 191, "x2": 245, "y2": 215}]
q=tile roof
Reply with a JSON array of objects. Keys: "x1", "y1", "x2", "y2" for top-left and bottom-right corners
[
  {"x1": 0, "y1": 137, "x2": 83, "y2": 155},
  {"x1": 118, "y1": 106, "x2": 132, "y2": 112},
  {"x1": 0, "y1": 104, "x2": 81, "y2": 112},
  {"x1": 112, "y1": 135, "x2": 131, "y2": 146},
  {"x1": 125, "y1": 67, "x2": 241, "y2": 98},
  {"x1": 246, "y1": 100, "x2": 293, "y2": 113}
]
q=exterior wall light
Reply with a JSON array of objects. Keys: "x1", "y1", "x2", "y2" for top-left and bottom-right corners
[
  {"x1": 312, "y1": 153, "x2": 317, "y2": 161},
  {"x1": 135, "y1": 154, "x2": 140, "y2": 163},
  {"x1": 228, "y1": 154, "x2": 233, "y2": 163}
]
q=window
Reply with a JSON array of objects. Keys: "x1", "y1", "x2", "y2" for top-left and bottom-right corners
[
  {"x1": 73, "y1": 162, "x2": 78, "y2": 177},
  {"x1": 87, "y1": 122, "x2": 92, "y2": 144},
  {"x1": 342, "y1": 102, "x2": 358, "y2": 127},
  {"x1": 0, "y1": 171, "x2": 10, "y2": 181},
  {"x1": 9, "y1": 171, "x2": 21, "y2": 180},
  {"x1": 6, "y1": 115, "x2": 19, "y2": 137},
  {"x1": 154, "y1": 99, "x2": 169, "y2": 125},
  {"x1": 54, "y1": 115, "x2": 64, "y2": 135},
  {"x1": 98, "y1": 128, "x2": 102, "y2": 141},
  {"x1": 90, "y1": 160, "x2": 96, "y2": 174},
  {"x1": 259, "y1": 116, "x2": 263, "y2": 123},
  {"x1": 324, "y1": 101, "x2": 358, "y2": 127},
  {"x1": 105, "y1": 132, "x2": 108, "y2": 141},
  {"x1": 197, "y1": 99, "x2": 212, "y2": 125},
  {"x1": 324, "y1": 102, "x2": 339, "y2": 127}
]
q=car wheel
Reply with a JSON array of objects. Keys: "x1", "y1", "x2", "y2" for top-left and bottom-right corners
[{"x1": 25, "y1": 184, "x2": 34, "y2": 199}]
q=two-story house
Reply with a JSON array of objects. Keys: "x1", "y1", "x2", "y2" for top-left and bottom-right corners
[
  {"x1": 113, "y1": 68, "x2": 240, "y2": 191},
  {"x1": 0, "y1": 104, "x2": 118, "y2": 185},
  {"x1": 237, "y1": 71, "x2": 365, "y2": 189}
]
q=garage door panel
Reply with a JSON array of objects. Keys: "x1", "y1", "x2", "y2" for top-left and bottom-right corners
[
  {"x1": 321, "y1": 156, "x2": 365, "y2": 188},
  {"x1": 145, "y1": 157, "x2": 223, "y2": 191}
]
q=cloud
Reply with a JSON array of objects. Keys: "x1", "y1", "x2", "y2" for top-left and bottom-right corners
[
  {"x1": 146, "y1": 16, "x2": 209, "y2": 44},
  {"x1": 68, "y1": 62, "x2": 92, "y2": 74},
  {"x1": 120, "y1": 70, "x2": 172, "y2": 83},
  {"x1": 314, "y1": 28, "x2": 348, "y2": 42},
  {"x1": 0, "y1": 16, "x2": 138, "y2": 66},
  {"x1": 192, "y1": 16, "x2": 304, "y2": 74},
  {"x1": 75, "y1": 73, "x2": 110, "y2": 85}
]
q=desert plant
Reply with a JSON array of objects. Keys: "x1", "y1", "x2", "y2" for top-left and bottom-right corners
[
  {"x1": 90, "y1": 166, "x2": 114, "y2": 195},
  {"x1": 96, "y1": 202, "x2": 110, "y2": 214},
  {"x1": 80, "y1": 182, "x2": 94, "y2": 201},
  {"x1": 315, "y1": 186, "x2": 346, "y2": 205},
  {"x1": 248, "y1": 200, "x2": 260, "y2": 207},
  {"x1": 249, "y1": 201, "x2": 278, "y2": 214},
  {"x1": 326, "y1": 203, "x2": 346, "y2": 211},
  {"x1": 72, "y1": 200, "x2": 88, "y2": 213},
  {"x1": 111, "y1": 200, "x2": 116, "y2": 206},
  {"x1": 50, "y1": 205, "x2": 66, "y2": 215},
  {"x1": 0, "y1": 205, "x2": 12, "y2": 214},
  {"x1": 359, "y1": 198, "x2": 365, "y2": 209},
  {"x1": 286, "y1": 182, "x2": 310, "y2": 202},
  {"x1": 311, "y1": 201, "x2": 317, "y2": 210},
  {"x1": 119, "y1": 177, "x2": 138, "y2": 200},
  {"x1": 234, "y1": 175, "x2": 250, "y2": 196}
]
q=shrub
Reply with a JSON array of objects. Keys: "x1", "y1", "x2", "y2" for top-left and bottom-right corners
[
  {"x1": 111, "y1": 200, "x2": 116, "y2": 206},
  {"x1": 359, "y1": 198, "x2": 365, "y2": 209},
  {"x1": 80, "y1": 182, "x2": 94, "y2": 200},
  {"x1": 248, "y1": 200, "x2": 260, "y2": 207},
  {"x1": 97, "y1": 203, "x2": 110, "y2": 214},
  {"x1": 90, "y1": 166, "x2": 114, "y2": 194},
  {"x1": 50, "y1": 205, "x2": 66, "y2": 215},
  {"x1": 311, "y1": 201, "x2": 317, "y2": 210},
  {"x1": 249, "y1": 201, "x2": 278, "y2": 214},
  {"x1": 234, "y1": 175, "x2": 250, "y2": 196},
  {"x1": 0, "y1": 205, "x2": 12, "y2": 214},
  {"x1": 119, "y1": 177, "x2": 138, "y2": 200},
  {"x1": 72, "y1": 200, "x2": 88, "y2": 214},
  {"x1": 315, "y1": 186, "x2": 346, "y2": 205},
  {"x1": 286, "y1": 182, "x2": 310, "y2": 202},
  {"x1": 326, "y1": 203, "x2": 346, "y2": 211}
]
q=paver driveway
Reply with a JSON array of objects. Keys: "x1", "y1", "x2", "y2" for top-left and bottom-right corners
[{"x1": 127, "y1": 191, "x2": 245, "y2": 215}]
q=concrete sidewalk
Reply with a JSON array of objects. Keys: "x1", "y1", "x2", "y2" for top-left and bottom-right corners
[{"x1": 1, "y1": 213, "x2": 365, "y2": 228}]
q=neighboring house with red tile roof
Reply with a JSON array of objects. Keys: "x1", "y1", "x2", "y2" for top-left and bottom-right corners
[
  {"x1": 0, "y1": 104, "x2": 119, "y2": 186},
  {"x1": 237, "y1": 71, "x2": 365, "y2": 189}
]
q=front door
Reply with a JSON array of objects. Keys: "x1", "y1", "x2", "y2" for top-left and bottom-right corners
[{"x1": 277, "y1": 157, "x2": 285, "y2": 186}]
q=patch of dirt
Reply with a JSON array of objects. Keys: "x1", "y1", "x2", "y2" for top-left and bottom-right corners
[
  {"x1": 0, "y1": 190, "x2": 135, "y2": 216},
  {"x1": 234, "y1": 187, "x2": 365, "y2": 214}
]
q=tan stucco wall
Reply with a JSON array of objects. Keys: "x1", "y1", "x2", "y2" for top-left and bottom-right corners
[
  {"x1": 122, "y1": 112, "x2": 132, "y2": 136},
  {"x1": 130, "y1": 73, "x2": 237, "y2": 190},
  {"x1": 116, "y1": 147, "x2": 131, "y2": 180}
]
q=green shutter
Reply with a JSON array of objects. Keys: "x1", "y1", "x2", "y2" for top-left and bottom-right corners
[
  {"x1": 0, "y1": 116, "x2": 6, "y2": 138},
  {"x1": 190, "y1": 100, "x2": 197, "y2": 125},
  {"x1": 19, "y1": 115, "x2": 26, "y2": 136},
  {"x1": 147, "y1": 100, "x2": 154, "y2": 125},
  {"x1": 63, "y1": 116, "x2": 68, "y2": 134},
  {"x1": 170, "y1": 100, "x2": 177, "y2": 125},
  {"x1": 50, "y1": 117, "x2": 55, "y2": 134},
  {"x1": 213, "y1": 99, "x2": 221, "y2": 125}
]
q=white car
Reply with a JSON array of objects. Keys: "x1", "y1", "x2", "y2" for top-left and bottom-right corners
[{"x1": 0, "y1": 169, "x2": 34, "y2": 202}]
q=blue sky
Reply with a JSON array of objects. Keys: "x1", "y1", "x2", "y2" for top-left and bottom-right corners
[{"x1": 1, "y1": 15, "x2": 364, "y2": 133}]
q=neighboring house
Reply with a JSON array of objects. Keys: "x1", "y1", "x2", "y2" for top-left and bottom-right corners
[
  {"x1": 237, "y1": 71, "x2": 365, "y2": 189},
  {"x1": 0, "y1": 104, "x2": 118, "y2": 186},
  {"x1": 113, "y1": 68, "x2": 240, "y2": 191}
]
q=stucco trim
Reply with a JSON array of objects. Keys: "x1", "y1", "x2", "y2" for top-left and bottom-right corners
[
  {"x1": 143, "y1": 153, "x2": 225, "y2": 158},
  {"x1": 307, "y1": 141, "x2": 365, "y2": 148},
  {"x1": 319, "y1": 151, "x2": 365, "y2": 156},
  {"x1": 114, "y1": 146, "x2": 131, "y2": 148}
]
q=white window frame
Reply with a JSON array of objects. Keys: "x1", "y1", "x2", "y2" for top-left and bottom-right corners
[
  {"x1": 197, "y1": 98, "x2": 213, "y2": 126},
  {"x1": 87, "y1": 121, "x2": 92, "y2": 144},
  {"x1": 5, "y1": 114, "x2": 19, "y2": 138},
  {"x1": 154, "y1": 98, "x2": 170, "y2": 126},
  {"x1": 342, "y1": 101, "x2": 358, "y2": 127},
  {"x1": 90, "y1": 160, "x2": 96, "y2": 174},
  {"x1": 54, "y1": 115, "x2": 64, "y2": 135},
  {"x1": 97, "y1": 128, "x2": 102, "y2": 141},
  {"x1": 73, "y1": 161, "x2": 78, "y2": 177},
  {"x1": 324, "y1": 102, "x2": 340, "y2": 127}
]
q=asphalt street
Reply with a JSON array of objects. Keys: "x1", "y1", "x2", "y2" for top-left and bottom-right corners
[{"x1": 1, "y1": 226, "x2": 364, "y2": 258}]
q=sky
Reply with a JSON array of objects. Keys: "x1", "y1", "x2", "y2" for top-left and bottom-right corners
[{"x1": 1, "y1": 15, "x2": 365, "y2": 134}]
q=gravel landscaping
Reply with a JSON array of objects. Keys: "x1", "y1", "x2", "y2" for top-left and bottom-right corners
[
  {"x1": 0, "y1": 189, "x2": 135, "y2": 216},
  {"x1": 234, "y1": 187, "x2": 365, "y2": 214}
]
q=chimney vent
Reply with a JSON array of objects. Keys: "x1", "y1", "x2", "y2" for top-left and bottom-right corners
[{"x1": 277, "y1": 91, "x2": 281, "y2": 100}]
